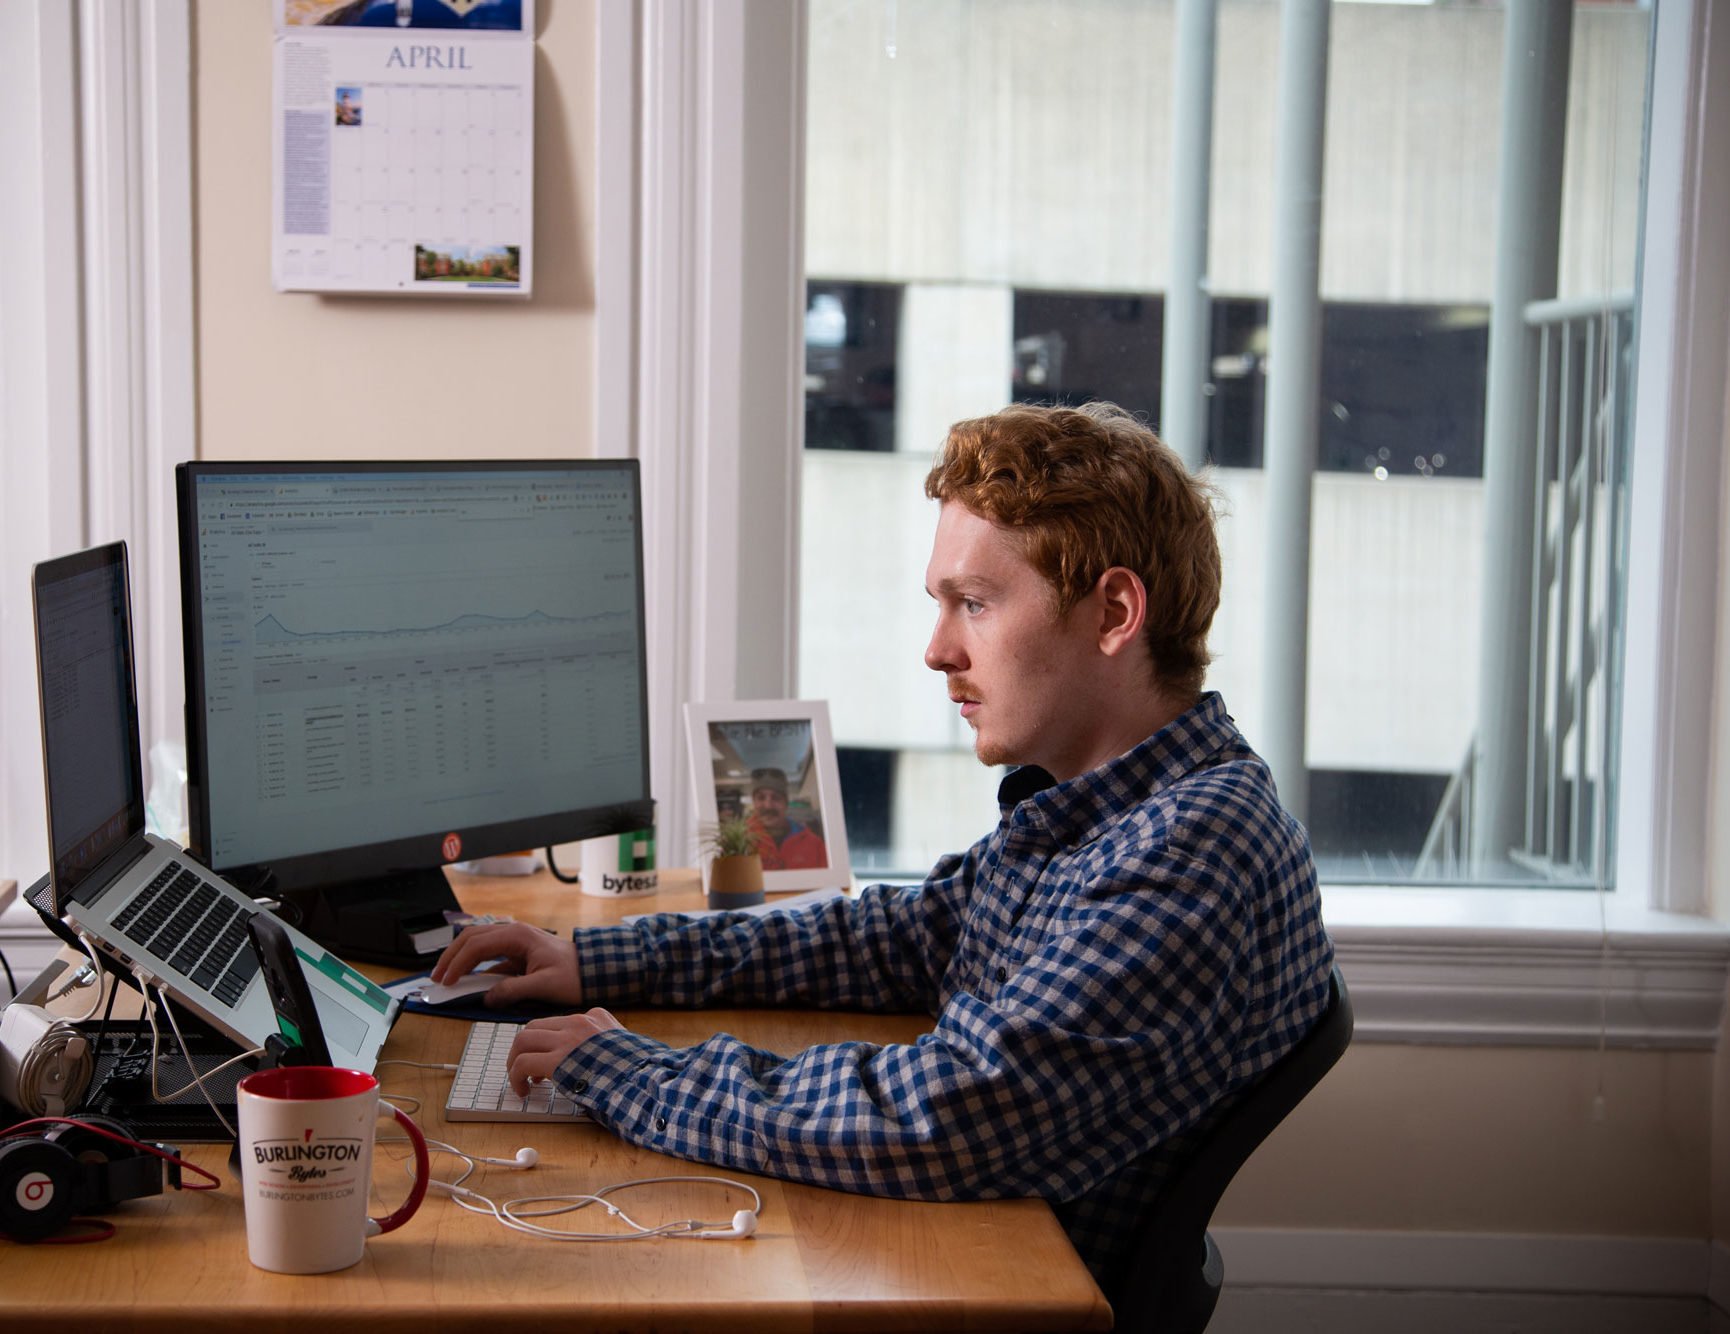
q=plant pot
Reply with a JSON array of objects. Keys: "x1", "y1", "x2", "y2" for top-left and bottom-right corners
[{"x1": 706, "y1": 853, "x2": 765, "y2": 909}]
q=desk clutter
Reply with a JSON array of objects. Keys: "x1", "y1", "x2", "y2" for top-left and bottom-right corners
[
  {"x1": 6, "y1": 466, "x2": 672, "y2": 1256},
  {"x1": 2, "y1": 893, "x2": 1106, "y2": 1329},
  {"x1": 0, "y1": 490, "x2": 1105, "y2": 1320}
]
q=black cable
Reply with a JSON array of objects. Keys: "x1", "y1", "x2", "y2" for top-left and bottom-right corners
[
  {"x1": 0, "y1": 946, "x2": 15, "y2": 1002},
  {"x1": 544, "y1": 845, "x2": 581, "y2": 885}
]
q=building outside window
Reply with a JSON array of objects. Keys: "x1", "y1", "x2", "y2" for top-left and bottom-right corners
[{"x1": 797, "y1": 0, "x2": 1647, "y2": 887}]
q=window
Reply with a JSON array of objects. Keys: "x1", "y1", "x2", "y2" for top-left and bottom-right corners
[{"x1": 798, "y1": 0, "x2": 1649, "y2": 888}]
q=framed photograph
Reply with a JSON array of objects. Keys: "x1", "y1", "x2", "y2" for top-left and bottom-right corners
[{"x1": 684, "y1": 699, "x2": 851, "y2": 894}]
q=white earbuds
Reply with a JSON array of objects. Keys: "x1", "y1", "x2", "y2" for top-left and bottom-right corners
[
  {"x1": 439, "y1": 1144, "x2": 538, "y2": 1170},
  {"x1": 692, "y1": 1209, "x2": 758, "y2": 1239},
  {"x1": 415, "y1": 1149, "x2": 761, "y2": 1243}
]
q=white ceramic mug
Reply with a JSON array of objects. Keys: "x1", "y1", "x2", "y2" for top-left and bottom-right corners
[
  {"x1": 236, "y1": 1065, "x2": 429, "y2": 1274},
  {"x1": 580, "y1": 825, "x2": 659, "y2": 898}
]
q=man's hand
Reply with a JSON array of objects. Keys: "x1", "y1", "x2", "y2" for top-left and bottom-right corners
[
  {"x1": 429, "y1": 921, "x2": 584, "y2": 1009},
  {"x1": 507, "y1": 1009, "x2": 624, "y2": 1094}
]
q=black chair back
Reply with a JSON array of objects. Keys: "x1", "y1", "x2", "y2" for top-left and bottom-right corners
[{"x1": 1105, "y1": 967, "x2": 1354, "y2": 1334}]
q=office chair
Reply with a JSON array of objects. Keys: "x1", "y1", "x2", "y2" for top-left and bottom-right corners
[{"x1": 1105, "y1": 966, "x2": 1353, "y2": 1334}]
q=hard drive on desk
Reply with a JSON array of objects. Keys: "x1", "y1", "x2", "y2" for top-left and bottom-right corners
[{"x1": 76, "y1": 1017, "x2": 259, "y2": 1143}]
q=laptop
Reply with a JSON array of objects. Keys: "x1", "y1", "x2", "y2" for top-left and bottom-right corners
[{"x1": 31, "y1": 541, "x2": 397, "y2": 1071}]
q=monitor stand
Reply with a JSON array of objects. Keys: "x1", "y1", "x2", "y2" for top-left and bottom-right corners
[{"x1": 281, "y1": 867, "x2": 461, "y2": 970}]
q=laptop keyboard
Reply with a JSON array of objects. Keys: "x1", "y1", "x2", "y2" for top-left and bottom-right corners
[
  {"x1": 112, "y1": 861, "x2": 260, "y2": 1006},
  {"x1": 446, "y1": 1021, "x2": 590, "y2": 1123}
]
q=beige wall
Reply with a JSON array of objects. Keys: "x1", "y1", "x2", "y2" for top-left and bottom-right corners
[
  {"x1": 1221, "y1": 1045, "x2": 1713, "y2": 1237},
  {"x1": 193, "y1": 0, "x2": 598, "y2": 465}
]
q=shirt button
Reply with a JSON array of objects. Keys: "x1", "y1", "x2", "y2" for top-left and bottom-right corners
[
  {"x1": 573, "y1": 1078, "x2": 588, "y2": 1093},
  {"x1": 655, "y1": 1116, "x2": 668, "y2": 1131},
  {"x1": 996, "y1": 966, "x2": 1008, "y2": 983}
]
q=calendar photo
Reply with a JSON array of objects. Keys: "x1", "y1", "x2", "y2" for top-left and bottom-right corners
[{"x1": 273, "y1": 2, "x2": 535, "y2": 296}]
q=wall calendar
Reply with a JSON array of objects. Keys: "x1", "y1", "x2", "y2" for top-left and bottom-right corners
[{"x1": 273, "y1": 0, "x2": 535, "y2": 297}]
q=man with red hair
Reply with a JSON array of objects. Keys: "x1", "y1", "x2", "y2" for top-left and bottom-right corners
[{"x1": 435, "y1": 402, "x2": 1334, "y2": 1286}]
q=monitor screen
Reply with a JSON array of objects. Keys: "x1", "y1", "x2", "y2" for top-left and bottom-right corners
[
  {"x1": 177, "y1": 460, "x2": 653, "y2": 963},
  {"x1": 33, "y1": 542, "x2": 144, "y2": 916}
]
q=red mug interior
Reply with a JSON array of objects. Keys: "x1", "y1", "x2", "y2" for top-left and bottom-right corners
[{"x1": 239, "y1": 1066, "x2": 377, "y2": 1100}]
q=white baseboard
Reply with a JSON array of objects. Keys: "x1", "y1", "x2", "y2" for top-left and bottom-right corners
[
  {"x1": 1210, "y1": 1288, "x2": 1708, "y2": 1334},
  {"x1": 1213, "y1": 1226, "x2": 1711, "y2": 1298}
]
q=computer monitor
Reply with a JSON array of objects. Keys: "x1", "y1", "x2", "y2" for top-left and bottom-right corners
[{"x1": 176, "y1": 459, "x2": 653, "y2": 966}]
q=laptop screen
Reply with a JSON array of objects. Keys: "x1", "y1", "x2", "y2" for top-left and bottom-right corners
[{"x1": 34, "y1": 542, "x2": 145, "y2": 914}]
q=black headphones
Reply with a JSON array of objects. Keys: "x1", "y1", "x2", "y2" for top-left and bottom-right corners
[{"x1": 0, "y1": 1115, "x2": 206, "y2": 1242}]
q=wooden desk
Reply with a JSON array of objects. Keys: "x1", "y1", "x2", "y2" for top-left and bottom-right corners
[{"x1": 2, "y1": 870, "x2": 1112, "y2": 1333}]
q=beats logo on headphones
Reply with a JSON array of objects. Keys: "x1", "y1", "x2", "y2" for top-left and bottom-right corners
[
  {"x1": 16, "y1": 1169, "x2": 56, "y2": 1210},
  {"x1": 2, "y1": 1143, "x2": 77, "y2": 1238}
]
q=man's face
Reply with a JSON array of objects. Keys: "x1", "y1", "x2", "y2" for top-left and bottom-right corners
[
  {"x1": 751, "y1": 786, "x2": 790, "y2": 837},
  {"x1": 924, "y1": 504, "x2": 1104, "y2": 779}
]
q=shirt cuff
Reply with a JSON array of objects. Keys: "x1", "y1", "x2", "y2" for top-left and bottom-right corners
[
  {"x1": 570, "y1": 922, "x2": 655, "y2": 1004},
  {"x1": 551, "y1": 1028, "x2": 771, "y2": 1175},
  {"x1": 552, "y1": 1028, "x2": 673, "y2": 1139}
]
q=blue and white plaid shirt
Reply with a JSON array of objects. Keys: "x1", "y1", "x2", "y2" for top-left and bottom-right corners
[{"x1": 558, "y1": 692, "x2": 1334, "y2": 1282}]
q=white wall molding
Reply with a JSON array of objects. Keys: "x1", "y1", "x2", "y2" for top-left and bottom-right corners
[
  {"x1": 79, "y1": 0, "x2": 196, "y2": 758},
  {"x1": 0, "y1": 0, "x2": 193, "y2": 908},
  {"x1": 1332, "y1": 932, "x2": 1730, "y2": 1048},
  {"x1": 1324, "y1": 883, "x2": 1730, "y2": 1047},
  {"x1": 1213, "y1": 1226, "x2": 1711, "y2": 1299},
  {"x1": 137, "y1": 0, "x2": 197, "y2": 755},
  {"x1": 0, "y1": 1, "x2": 86, "y2": 896}
]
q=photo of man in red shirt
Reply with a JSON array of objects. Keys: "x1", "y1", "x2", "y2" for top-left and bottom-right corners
[{"x1": 746, "y1": 766, "x2": 828, "y2": 870}]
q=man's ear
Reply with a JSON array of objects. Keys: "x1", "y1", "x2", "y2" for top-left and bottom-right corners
[{"x1": 1092, "y1": 567, "x2": 1147, "y2": 658}]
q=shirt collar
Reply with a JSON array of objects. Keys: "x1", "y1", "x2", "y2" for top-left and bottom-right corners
[{"x1": 994, "y1": 691, "x2": 1242, "y2": 846}]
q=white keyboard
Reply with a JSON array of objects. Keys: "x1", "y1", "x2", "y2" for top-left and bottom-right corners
[{"x1": 444, "y1": 1020, "x2": 591, "y2": 1123}]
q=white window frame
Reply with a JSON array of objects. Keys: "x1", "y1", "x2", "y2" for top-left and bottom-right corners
[
  {"x1": 595, "y1": 0, "x2": 806, "y2": 870},
  {"x1": 600, "y1": 0, "x2": 1730, "y2": 1048},
  {"x1": 0, "y1": 0, "x2": 194, "y2": 964}
]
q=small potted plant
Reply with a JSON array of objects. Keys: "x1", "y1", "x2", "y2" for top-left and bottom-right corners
[{"x1": 699, "y1": 816, "x2": 766, "y2": 909}]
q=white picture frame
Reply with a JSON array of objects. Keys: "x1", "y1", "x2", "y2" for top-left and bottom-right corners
[{"x1": 683, "y1": 699, "x2": 852, "y2": 894}]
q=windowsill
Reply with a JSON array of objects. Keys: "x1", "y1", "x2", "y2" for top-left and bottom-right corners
[
  {"x1": 5, "y1": 876, "x2": 1727, "y2": 1051},
  {"x1": 1322, "y1": 884, "x2": 1730, "y2": 1049}
]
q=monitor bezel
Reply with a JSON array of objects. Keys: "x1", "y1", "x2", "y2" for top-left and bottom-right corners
[{"x1": 175, "y1": 458, "x2": 655, "y2": 899}]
